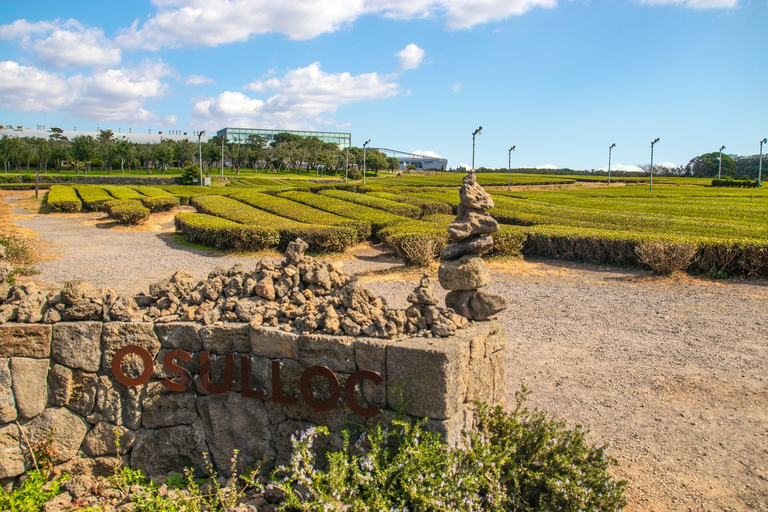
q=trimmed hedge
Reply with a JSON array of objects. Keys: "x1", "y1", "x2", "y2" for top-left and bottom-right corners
[
  {"x1": 104, "y1": 200, "x2": 150, "y2": 225},
  {"x1": 488, "y1": 226, "x2": 527, "y2": 257},
  {"x1": 711, "y1": 178, "x2": 760, "y2": 188},
  {"x1": 72, "y1": 185, "x2": 114, "y2": 212},
  {"x1": 141, "y1": 195, "x2": 181, "y2": 212},
  {"x1": 378, "y1": 221, "x2": 448, "y2": 266},
  {"x1": 367, "y1": 191, "x2": 453, "y2": 216},
  {"x1": 319, "y1": 189, "x2": 422, "y2": 218},
  {"x1": 279, "y1": 190, "x2": 412, "y2": 236},
  {"x1": 174, "y1": 212, "x2": 280, "y2": 251},
  {"x1": 100, "y1": 185, "x2": 144, "y2": 200},
  {"x1": 230, "y1": 191, "x2": 371, "y2": 241},
  {"x1": 46, "y1": 185, "x2": 82, "y2": 213},
  {"x1": 191, "y1": 195, "x2": 357, "y2": 253}
]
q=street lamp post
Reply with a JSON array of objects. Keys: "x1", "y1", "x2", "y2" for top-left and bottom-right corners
[
  {"x1": 362, "y1": 139, "x2": 371, "y2": 184},
  {"x1": 197, "y1": 130, "x2": 205, "y2": 187},
  {"x1": 608, "y1": 143, "x2": 616, "y2": 185},
  {"x1": 345, "y1": 146, "x2": 349, "y2": 183},
  {"x1": 649, "y1": 138, "x2": 660, "y2": 193},
  {"x1": 221, "y1": 137, "x2": 225, "y2": 179},
  {"x1": 718, "y1": 145, "x2": 725, "y2": 179},
  {"x1": 507, "y1": 146, "x2": 515, "y2": 190},
  {"x1": 472, "y1": 126, "x2": 482, "y2": 171},
  {"x1": 758, "y1": 138, "x2": 766, "y2": 187}
]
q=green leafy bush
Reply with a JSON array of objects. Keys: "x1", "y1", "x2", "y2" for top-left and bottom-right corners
[
  {"x1": 231, "y1": 190, "x2": 371, "y2": 241},
  {"x1": 379, "y1": 222, "x2": 448, "y2": 266},
  {"x1": 105, "y1": 200, "x2": 151, "y2": 225},
  {"x1": 101, "y1": 185, "x2": 144, "y2": 200},
  {"x1": 0, "y1": 232, "x2": 39, "y2": 265},
  {"x1": 174, "y1": 212, "x2": 280, "y2": 251},
  {"x1": 141, "y1": 195, "x2": 181, "y2": 212},
  {"x1": 191, "y1": 195, "x2": 356, "y2": 252},
  {"x1": 72, "y1": 185, "x2": 114, "y2": 212},
  {"x1": 0, "y1": 470, "x2": 65, "y2": 511},
  {"x1": 489, "y1": 226, "x2": 527, "y2": 257},
  {"x1": 711, "y1": 178, "x2": 759, "y2": 188},
  {"x1": 272, "y1": 391, "x2": 626, "y2": 511},
  {"x1": 180, "y1": 165, "x2": 201, "y2": 185},
  {"x1": 46, "y1": 185, "x2": 82, "y2": 213},
  {"x1": 319, "y1": 189, "x2": 423, "y2": 218},
  {"x1": 367, "y1": 191, "x2": 453, "y2": 216}
]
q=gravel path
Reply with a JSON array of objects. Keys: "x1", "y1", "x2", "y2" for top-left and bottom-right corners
[{"x1": 4, "y1": 193, "x2": 768, "y2": 511}]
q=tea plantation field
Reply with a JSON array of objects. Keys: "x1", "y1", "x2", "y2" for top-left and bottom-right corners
[{"x1": 43, "y1": 172, "x2": 768, "y2": 277}]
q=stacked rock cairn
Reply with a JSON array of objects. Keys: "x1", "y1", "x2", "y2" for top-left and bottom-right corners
[{"x1": 438, "y1": 169, "x2": 508, "y2": 320}]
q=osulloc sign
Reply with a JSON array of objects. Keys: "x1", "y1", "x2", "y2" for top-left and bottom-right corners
[{"x1": 111, "y1": 345, "x2": 383, "y2": 418}]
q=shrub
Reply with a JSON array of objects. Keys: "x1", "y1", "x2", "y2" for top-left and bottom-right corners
[
  {"x1": 101, "y1": 185, "x2": 144, "y2": 200},
  {"x1": 693, "y1": 240, "x2": 738, "y2": 277},
  {"x1": 711, "y1": 178, "x2": 759, "y2": 188},
  {"x1": 46, "y1": 185, "x2": 82, "y2": 213},
  {"x1": 0, "y1": 231, "x2": 38, "y2": 265},
  {"x1": 105, "y1": 200, "x2": 151, "y2": 225},
  {"x1": 0, "y1": 470, "x2": 65, "y2": 511},
  {"x1": 141, "y1": 195, "x2": 181, "y2": 212},
  {"x1": 635, "y1": 240, "x2": 698, "y2": 275},
  {"x1": 174, "y1": 212, "x2": 280, "y2": 251},
  {"x1": 231, "y1": 191, "x2": 371, "y2": 241},
  {"x1": 367, "y1": 191, "x2": 453, "y2": 216},
  {"x1": 72, "y1": 185, "x2": 114, "y2": 212},
  {"x1": 279, "y1": 190, "x2": 412, "y2": 236},
  {"x1": 319, "y1": 189, "x2": 422, "y2": 218},
  {"x1": 180, "y1": 165, "x2": 201, "y2": 185},
  {"x1": 272, "y1": 390, "x2": 626, "y2": 511},
  {"x1": 191, "y1": 195, "x2": 357, "y2": 253},
  {"x1": 488, "y1": 225, "x2": 527, "y2": 257},
  {"x1": 379, "y1": 222, "x2": 448, "y2": 266}
]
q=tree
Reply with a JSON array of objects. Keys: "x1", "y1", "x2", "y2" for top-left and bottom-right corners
[
  {"x1": 134, "y1": 143, "x2": 155, "y2": 173},
  {"x1": 34, "y1": 137, "x2": 51, "y2": 171},
  {"x1": 387, "y1": 157, "x2": 401, "y2": 172},
  {"x1": 245, "y1": 134, "x2": 267, "y2": 170},
  {"x1": 174, "y1": 139, "x2": 195, "y2": 168},
  {"x1": 228, "y1": 139, "x2": 247, "y2": 175},
  {"x1": 365, "y1": 149, "x2": 388, "y2": 176},
  {"x1": 115, "y1": 139, "x2": 134, "y2": 173},
  {"x1": 686, "y1": 152, "x2": 736, "y2": 178},
  {"x1": 97, "y1": 129, "x2": 115, "y2": 173},
  {"x1": 272, "y1": 132, "x2": 304, "y2": 170},
  {"x1": 153, "y1": 139, "x2": 175, "y2": 174}
]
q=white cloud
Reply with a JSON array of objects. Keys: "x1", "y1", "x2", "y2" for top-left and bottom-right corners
[
  {"x1": 536, "y1": 164, "x2": 560, "y2": 170},
  {"x1": 115, "y1": 0, "x2": 557, "y2": 49},
  {"x1": 599, "y1": 164, "x2": 644, "y2": 173},
  {"x1": 412, "y1": 149, "x2": 443, "y2": 158},
  {"x1": 0, "y1": 19, "x2": 121, "y2": 69},
  {"x1": 451, "y1": 82, "x2": 462, "y2": 92},
  {"x1": 186, "y1": 74, "x2": 215, "y2": 85},
  {"x1": 458, "y1": 162, "x2": 471, "y2": 169},
  {"x1": 659, "y1": 161, "x2": 679, "y2": 169},
  {"x1": 397, "y1": 43, "x2": 425, "y2": 70},
  {"x1": 638, "y1": 0, "x2": 738, "y2": 8},
  {"x1": 0, "y1": 60, "x2": 173, "y2": 125},
  {"x1": 194, "y1": 62, "x2": 399, "y2": 128}
]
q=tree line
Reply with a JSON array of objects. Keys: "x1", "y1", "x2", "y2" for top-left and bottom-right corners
[{"x1": 0, "y1": 128, "x2": 402, "y2": 176}]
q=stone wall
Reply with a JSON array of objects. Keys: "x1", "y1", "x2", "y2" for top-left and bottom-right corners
[{"x1": 0, "y1": 319, "x2": 505, "y2": 482}]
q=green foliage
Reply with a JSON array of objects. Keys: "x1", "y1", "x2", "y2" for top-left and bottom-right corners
[
  {"x1": 378, "y1": 222, "x2": 448, "y2": 266},
  {"x1": 46, "y1": 185, "x2": 82, "y2": 213},
  {"x1": 180, "y1": 165, "x2": 201, "y2": 185},
  {"x1": 105, "y1": 200, "x2": 151, "y2": 225},
  {"x1": 174, "y1": 212, "x2": 280, "y2": 252},
  {"x1": 71, "y1": 185, "x2": 114, "y2": 211},
  {"x1": 711, "y1": 178, "x2": 759, "y2": 188},
  {"x1": 489, "y1": 226, "x2": 527, "y2": 258},
  {"x1": 271, "y1": 392, "x2": 625, "y2": 511},
  {"x1": 0, "y1": 231, "x2": 38, "y2": 265},
  {"x1": 279, "y1": 190, "x2": 412, "y2": 236},
  {"x1": 140, "y1": 194, "x2": 181, "y2": 212},
  {"x1": 687, "y1": 152, "x2": 736, "y2": 178},
  {"x1": 367, "y1": 191, "x2": 453, "y2": 216},
  {"x1": 100, "y1": 185, "x2": 144, "y2": 200},
  {"x1": 319, "y1": 189, "x2": 422, "y2": 218},
  {"x1": 191, "y1": 194, "x2": 357, "y2": 252},
  {"x1": 231, "y1": 190, "x2": 371, "y2": 241},
  {"x1": 635, "y1": 240, "x2": 698, "y2": 275},
  {"x1": 0, "y1": 470, "x2": 65, "y2": 512}
]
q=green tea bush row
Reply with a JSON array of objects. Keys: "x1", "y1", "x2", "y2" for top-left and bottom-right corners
[
  {"x1": 711, "y1": 178, "x2": 760, "y2": 188},
  {"x1": 378, "y1": 222, "x2": 449, "y2": 266},
  {"x1": 159, "y1": 185, "x2": 232, "y2": 205},
  {"x1": 46, "y1": 185, "x2": 82, "y2": 213},
  {"x1": 279, "y1": 190, "x2": 412, "y2": 236},
  {"x1": 104, "y1": 200, "x2": 150, "y2": 225},
  {"x1": 132, "y1": 185, "x2": 172, "y2": 197},
  {"x1": 191, "y1": 195, "x2": 357, "y2": 252},
  {"x1": 101, "y1": 185, "x2": 145, "y2": 200},
  {"x1": 319, "y1": 189, "x2": 422, "y2": 218},
  {"x1": 489, "y1": 226, "x2": 527, "y2": 257},
  {"x1": 72, "y1": 185, "x2": 115, "y2": 211},
  {"x1": 231, "y1": 190, "x2": 371, "y2": 241},
  {"x1": 141, "y1": 195, "x2": 181, "y2": 212},
  {"x1": 367, "y1": 191, "x2": 453, "y2": 216},
  {"x1": 174, "y1": 212, "x2": 280, "y2": 251}
]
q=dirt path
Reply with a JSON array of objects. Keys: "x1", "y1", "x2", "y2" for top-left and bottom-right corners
[{"x1": 3, "y1": 191, "x2": 767, "y2": 510}]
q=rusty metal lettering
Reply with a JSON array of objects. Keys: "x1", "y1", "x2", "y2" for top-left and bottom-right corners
[
  {"x1": 300, "y1": 365, "x2": 341, "y2": 413},
  {"x1": 344, "y1": 369, "x2": 384, "y2": 418},
  {"x1": 271, "y1": 360, "x2": 296, "y2": 405},
  {"x1": 162, "y1": 349, "x2": 193, "y2": 392},
  {"x1": 111, "y1": 345, "x2": 153, "y2": 387},
  {"x1": 199, "y1": 351, "x2": 234, "y2": 394},
  {"x1": 240, "y1": 355, "x2": 266, "y2": 400}
]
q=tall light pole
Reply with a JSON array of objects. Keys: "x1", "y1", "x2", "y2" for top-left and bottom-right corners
[
  {"x1": 608, "y1": 143, "x2": 616, "y2": 185},
  {"x1": 472, "y1": 126, "x2": 482, "y2": 171},
  {"x1": 649, "y1": 138, "x2": 660, "y2": 193},
  {"x1": 362, "y1": 139, "x2": 371, "y2": 184},
  {"x1": 197, "y1": 130, "x2": 205, "y2": 186},
  {"x1": 345, "y1": 146, "x2": 349, "y2": 183},
  {"x1": 717, "y1": 145, "x2": 725, "y2": 179},
  {"x1": 759, "y1": 138, "x2": 767, "y2": 187},
  {"x1": 507, "y1": 146, "x2": 515, "y2": 190},
  {"x1": 221, "y1": 136, "x2": 225, "y2": 179}
]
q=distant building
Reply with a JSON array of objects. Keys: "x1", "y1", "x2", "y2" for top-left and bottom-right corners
[
  {"x1": 216, "y1": 127, "x2": 351, "y2": 149},
  {"x1": 0, "y1": 126, "x2": 208, "y2": 143},
  {"x1": 376, "y1": 148, "x2": 448, "y2": 171}
]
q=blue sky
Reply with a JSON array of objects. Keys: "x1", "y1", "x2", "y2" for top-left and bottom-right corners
[{"x1": 1, "y1": 0, "x2": 765, "y2": 171}]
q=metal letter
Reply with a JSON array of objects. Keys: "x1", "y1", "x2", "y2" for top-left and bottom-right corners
[
  {"x1": 345, "y1": 370, "x2": 384, "y2": 418},
  {"x1": 271, "y1": 360, "x2": 296, "y2": 405},
  {"x1": 162, "y1": 349, "x2": 193, "y2": 392},
  {"x1": 300, "y1": 365, "x2": 341, "y2": 413},
  {"x1": 111, "y1": 345, "x2": 153, "y2": 387},
  {"x1": 199, "y1": 351, "x2": 234, "y2": 394},
  {"x1": 240, "y1": 355, "x2": 265, "y2": 400}
]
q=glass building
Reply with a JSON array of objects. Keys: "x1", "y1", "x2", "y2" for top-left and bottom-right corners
[{"x1": 216, "y1": 127, "x2": 351, "y2": 148}]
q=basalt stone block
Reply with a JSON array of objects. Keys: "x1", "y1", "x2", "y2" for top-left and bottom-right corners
[
  {"x1": 131, "y1": 423, "x2": 208, "y2": 476},
  {"x1": 10, "y1": 357, "x2": 49, "y2": 418},
  {"x1": 0, "y1": 358, "x2": 16, "y2": 423},
  {"x1": 298, "y1": 334, "x2": 356, "y2": 374},
  {"x1": 0, "y1": 324, "x2": 51, "y2": 358},
  {"x1": 0, "y1": 423, "x2": 24, "y2": 479},
  {"x1": 445, "y1": 290, "x2": 507, "y2": 321},
  {"x1": 82, "y1": 422, "x2": 135, "y2": 456},
  {"x1": 142, "y1": 382, "x2": 198, "y2": 428},
  {"x1": 251, "y1": 326, "x2": 299, "y2": 359},
  {"x1": 437, "y1": 254, "x2": 490, "y2": 291},
  {"x1": 53, "y1": 322, "x2": 102, "y2": 372},
  {"x1": 446, "y1": 207, "x2": 499, "y2": 242},
  {"x1": 200, "y1": 323, "x2": 250, "y2": 353},
  {"x1": 154, "y1": 322, "x2": 202, "y2": 351},
  {"x1": 101, "y1": 322, "x2": 160, "y2": 376},
  {"x1": 440, "y1": 234, "x2": 494, "y2": 261},
  {"x1": 22, "y1": 407, "x2": 88, "y2": 465},
  {"x1": 47, "y1": 364, "x2": 98, "y2": 416}
]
